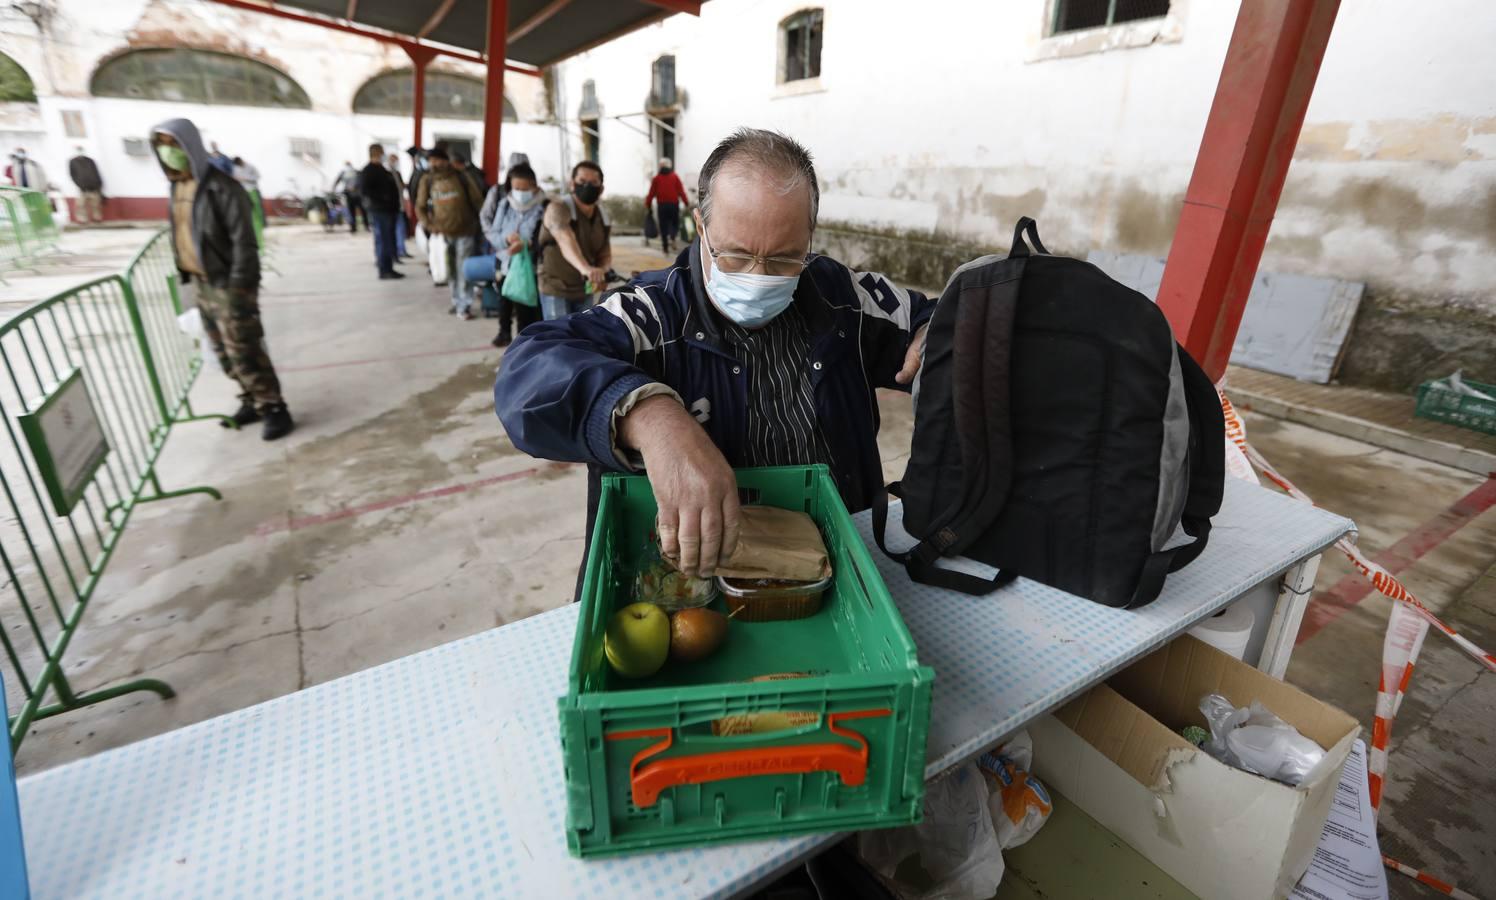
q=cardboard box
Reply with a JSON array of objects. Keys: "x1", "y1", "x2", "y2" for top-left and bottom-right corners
[{"x1": 1029, "y1": 635, "x2": 1359, "y2": 900}]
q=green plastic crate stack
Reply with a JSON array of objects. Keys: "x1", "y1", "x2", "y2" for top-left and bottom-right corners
[
  {"x1": 1414, "y1": 376, "x2": 1496, "y2": 436},
  {"x1": 559, "y1": 465, "x2": 934, "y2": 857}
]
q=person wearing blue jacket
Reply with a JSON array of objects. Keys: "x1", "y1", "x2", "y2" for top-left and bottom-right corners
[{"x1": 495, "y1": 128, "x2": 934, "y2": 581}]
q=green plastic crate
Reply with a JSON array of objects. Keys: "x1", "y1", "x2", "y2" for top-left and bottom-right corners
[
  {"x1": 558, "y1": 465, "x2": 934, "y2": 857},
  {"x1": 1415, "y1": 377, "x2": 1496, "y2": 435}
]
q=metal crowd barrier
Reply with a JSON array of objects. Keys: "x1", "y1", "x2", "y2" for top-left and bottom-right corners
[
  {"x1": 1, "y1": 228, "x2": 228, "y2": 753},
  {"x1": 0, "y1": 187, "x2": 60, "y2": 274}
]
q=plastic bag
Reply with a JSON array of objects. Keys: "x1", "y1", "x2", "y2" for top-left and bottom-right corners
[
  {"x1": 1428, "y1": 370, "x2": 1495, "y2": 400},
  {"x1": 427, "y1": 232, "x2": 449, "y2": 285},
  {"x1": 857, "y1": 763, "x2": 1005, "y2": 900},
  {"x1": 1199, "y1": 693, "x2": 1325, "y2": 786},
  {"x1": 176, "y1": 307, "x2": 205, "y2": 348},
  {"x1": 501, "y1": 246, "x2": 540, "y2": 308},
  {"x1": 977, "y1": 732, "x2": 1052, "y2": 850}
]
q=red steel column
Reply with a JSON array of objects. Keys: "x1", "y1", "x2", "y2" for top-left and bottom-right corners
[
  {"x1": 1156, "y1": 0, "x2": 1342, "y2": 380},
  {"x1": 403, "y1": 44, "x2": 439, "y2": 149},
  {"x1": 482, "y1": 0, "x2": 509, "y2": 179}
]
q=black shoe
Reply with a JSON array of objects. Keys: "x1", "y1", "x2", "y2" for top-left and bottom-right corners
[
  {"x1": 220, "y1": 401, "x2": 261, "y2": 428},
  {"x1": 261, "y1": 404, "x2": 295, "y2": 441},
  {"x1": 379, "y1": 271, "x2": 406, "y2": 280},
  {"x1": 492, "y1": 331, "x2": 512, "y2": 348}
]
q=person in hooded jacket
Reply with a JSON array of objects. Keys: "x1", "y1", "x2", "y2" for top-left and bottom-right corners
[{"x1": 151, "y1": 118, "x2": 294, "y2": 440}]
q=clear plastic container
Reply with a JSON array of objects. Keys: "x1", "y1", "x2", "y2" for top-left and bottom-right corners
[{"x1": 717, "y1": 574, "x2": 832, "y2": 621}]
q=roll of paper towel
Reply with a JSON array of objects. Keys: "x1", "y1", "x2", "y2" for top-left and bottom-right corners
[{"x1": 1189, "y1": 603, "x2": 1255, "y2": 660}]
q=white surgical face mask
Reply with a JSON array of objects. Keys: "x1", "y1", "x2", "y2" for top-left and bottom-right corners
[
  {"x1": 509, "y1": 188, "x2": 534, "y2": 205},
  {"x1": 702, "y1": 228, "x2": 800, "y2": 328}
]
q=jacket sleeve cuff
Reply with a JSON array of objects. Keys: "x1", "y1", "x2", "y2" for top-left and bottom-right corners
[
  {"x1": 584, "y1": 373, "x2": 658, "y2": 468},
  {"x1": 609, "y1": 383, "x2": 685, "y2": 470}
]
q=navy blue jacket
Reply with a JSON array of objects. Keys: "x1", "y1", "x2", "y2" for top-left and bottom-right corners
[{"x1": 493, "y1": 241, "x2": 935, "y2": 513}]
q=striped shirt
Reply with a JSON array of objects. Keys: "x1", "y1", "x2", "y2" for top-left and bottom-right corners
[{"x1": 720, "y1": 304, "x2": 830, "y2": 468}]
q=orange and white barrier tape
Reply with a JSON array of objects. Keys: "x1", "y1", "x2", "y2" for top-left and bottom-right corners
[
  {"x1": 1219, "y1": 389, "x2": 1494, "y2": 896},
  {"x1": 1219, "y1": 392, "x2": 1495, "y2": 802},
  {"x1": 1381, "y1": 855, "x2": 1481, "y2": 900}
]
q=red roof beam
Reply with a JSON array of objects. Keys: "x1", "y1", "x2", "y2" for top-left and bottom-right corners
[
  {"x1": 640, "y1": 0, "x2": 702, "y2": 14},
  {"x1": 200, "y1": 0, "x2": 540, "y2": 75}
]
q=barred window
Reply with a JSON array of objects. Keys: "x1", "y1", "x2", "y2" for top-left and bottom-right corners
[
  {"x1": 780, "y1": 9, "x2": 823, "y2": 83},
  {"x1": 1051, "y1": 0, "x2": 1170, "y2": 34},
  {"x1": 91, "y1": 49, "x2": 311, "y2": 109},
  {"x1": 651, "y1": 55, "x2": 676, "y2": 108},
  {"x1": 354, "y1": 69, "x2": 515, "y2": 121}
]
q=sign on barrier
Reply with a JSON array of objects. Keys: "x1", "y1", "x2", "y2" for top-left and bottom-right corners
[{"x1": 17, "y1": 369, "x2": 110, "y2": 517}]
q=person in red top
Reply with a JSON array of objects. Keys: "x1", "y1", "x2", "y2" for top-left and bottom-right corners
[{"x1": 644, "y1": 157, "x2": 690, "y2": 256}]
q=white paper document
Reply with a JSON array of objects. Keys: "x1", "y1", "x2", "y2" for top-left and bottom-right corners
[{"x1": 1291, "y1": 740, "x2": 1388, "y2": 900}]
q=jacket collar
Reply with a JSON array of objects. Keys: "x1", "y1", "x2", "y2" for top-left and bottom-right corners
[{"x1": 686, "y1": 241, "x2": 839, "y2": 346}]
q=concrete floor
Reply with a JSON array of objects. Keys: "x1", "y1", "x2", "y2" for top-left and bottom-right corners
[{"x1": 5, "y1": 224, "x2": 1492, "y2": 897}]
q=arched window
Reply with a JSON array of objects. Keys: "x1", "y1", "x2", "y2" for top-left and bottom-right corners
[
  {"x1": 353, "y1": 70, "x2": 515, "y2": 121},
  {"x1": 0, "y1": 51, "x2": 37, "y2": 103},
  {"x1": 779, "y1": 9, "x2": 823, "y2": 83},
  {"x1": 91, "y1": 49, "x2": 311, "y2": 109}
]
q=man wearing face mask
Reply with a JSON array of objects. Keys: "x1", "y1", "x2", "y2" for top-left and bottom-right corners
[
  {"x1": 535, "y1": 161, "x2": 612, "y2": 321},
  {"x1": 495, "y1": 128, "x2": 932, "y2": 582},
  {"x1": 152, "y1": 118, "x2": 294, "y2": 441}
]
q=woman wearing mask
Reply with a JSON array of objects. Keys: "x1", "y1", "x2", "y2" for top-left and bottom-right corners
[{"x1": 474, "y1": 162, "x2": 549, "y2": 346}]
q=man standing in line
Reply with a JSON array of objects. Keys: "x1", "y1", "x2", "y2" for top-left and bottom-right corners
[
  {"x1": 333, "y1": 160, "x2": 365, "y2": 233},
  {"x1": 645, "y1": 157, "x2": 688, "y2": 257},
  {"x1": 7, "y1": 147, "x2": 46, "y2": 189},
  {"x1": 416, "y1": 147, "x2": 485, "y2": 318},
  {"x1": 359, "y1": 143, "x2": 405, "y2": 281},
  {"x1": 152, "y1": 118, "x2": 294, "y2": 441},
  {"x1": 384, "y1": 147, "x2": 411, "y2": 260},
  {"x1": 536, "y1": 161, "x2": 612, "y2": 320},
  {"x1": 68, "y1": 146, "x2": 104, "y2": 225},
  {"x1": 231, "y1": 156, "x2": 264, "y2": 245},
  {"x1": 452, "y1": 153, "x2": 488, "y2": 199}
]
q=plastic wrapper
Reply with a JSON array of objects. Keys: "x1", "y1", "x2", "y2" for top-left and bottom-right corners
[
  {"x1": 857, "y1": 763, "x2": 1005, "y2": 900},
  {"x1": 1199, "y1": 693, "x2": 1325, "y2": 786},
  {"x1": 633, "y1": 532, "x2": 717, "y2": 611},
  {"x1": 977, "y1": 732, "x2": 1052, "y2": 850},
  {"x1": 176, "y1": 308, "x2": 205, "y2": 348}
]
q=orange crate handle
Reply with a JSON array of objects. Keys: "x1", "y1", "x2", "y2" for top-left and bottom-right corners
[{"x1": 607, "y1": 709, "x2": 892, "y2": 808}]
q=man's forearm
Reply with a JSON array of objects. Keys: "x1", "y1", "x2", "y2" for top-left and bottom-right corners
[{"x1": 618, "y1": 393, "x2": 692, "y2": 456}]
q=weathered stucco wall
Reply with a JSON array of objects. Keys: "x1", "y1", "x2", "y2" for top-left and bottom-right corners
[
  {"x1": 556, "y1": 0, "x2": 1496, "y2": 389},
  {"x1": 0, "y1": 0, "x2": 552, "y2": 201}
]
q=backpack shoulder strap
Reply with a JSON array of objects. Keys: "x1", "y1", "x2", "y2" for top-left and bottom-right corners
[{"x1": 871, "y1": 216, "x2": 1044, "y2": 595}]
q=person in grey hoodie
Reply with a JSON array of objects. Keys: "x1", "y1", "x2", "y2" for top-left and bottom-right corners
[{"x1": 151, "y1": 118, "x2": 293, "y2": 440}]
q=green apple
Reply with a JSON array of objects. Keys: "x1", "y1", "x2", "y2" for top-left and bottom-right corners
[{"x1": 604, "y1": 602, "x2": 670, "y2": 678}]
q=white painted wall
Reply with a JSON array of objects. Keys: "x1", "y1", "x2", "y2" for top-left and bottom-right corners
[
  {"x1": 0, "y1": 0, "x2": 553, "y2": 203},
  {"x1": 552, "y1": 0, "x2": 1496, "y2": 306}
]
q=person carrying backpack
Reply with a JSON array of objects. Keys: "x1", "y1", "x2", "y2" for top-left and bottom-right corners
[
  {"x1": 477, "y1": 162, "x2": 548, "y2": 346},
  {"x1": 416, "y1": 147, "x2": 485, "y2": 319}
]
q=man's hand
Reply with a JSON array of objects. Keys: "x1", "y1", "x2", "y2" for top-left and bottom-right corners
[
  {"x1": 587, "y1": 266, "x2": 609, "y2": 289},
  {"x1": 895, "y1": 325, "x2": 929, "y2": 385},
  {"x1": 619, "y1": 395, "x2": 740, "y2": 577}
]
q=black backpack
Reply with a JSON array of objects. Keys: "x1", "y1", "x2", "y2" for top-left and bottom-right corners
[{"x1": 874, "y1": 218, "x2": 1225, "y2": 608}]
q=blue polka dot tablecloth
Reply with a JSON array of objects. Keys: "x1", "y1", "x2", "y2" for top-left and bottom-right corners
[{"x1": 17, "y1": 479, "x2": 1350, "y2": 899}]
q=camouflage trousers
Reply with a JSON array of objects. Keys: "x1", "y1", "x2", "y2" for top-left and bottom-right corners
[{"x1": 192, "y1": 282, "x2": 284, "y2": 410}]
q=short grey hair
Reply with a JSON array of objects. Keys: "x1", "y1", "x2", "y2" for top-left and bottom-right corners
[{"x1": 698, "y1": 128, "x2": 820, "y2": 233}]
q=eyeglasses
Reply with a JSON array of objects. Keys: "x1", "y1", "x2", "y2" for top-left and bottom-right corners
[{"x1": 703, "y1": 228, "x2": 810, "y2": 277}]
